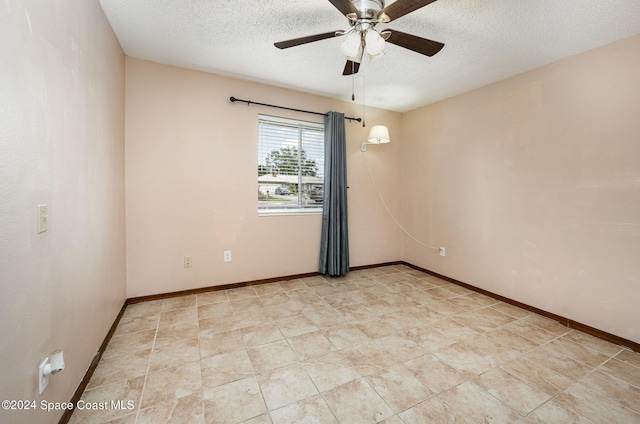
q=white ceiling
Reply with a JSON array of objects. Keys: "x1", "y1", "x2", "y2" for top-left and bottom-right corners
[{"x1": 98, "y1": 0, "x2": 640, "y2": 112}]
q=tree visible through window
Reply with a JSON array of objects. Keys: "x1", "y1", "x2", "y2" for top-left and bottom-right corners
[{"x1": 258, "y1": 115, "x2": 324, "y2": 214}]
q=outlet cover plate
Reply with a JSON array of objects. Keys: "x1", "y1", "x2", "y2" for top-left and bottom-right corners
[{"x1": 39, "y1": 358, "x2": 50, "y2": 395}]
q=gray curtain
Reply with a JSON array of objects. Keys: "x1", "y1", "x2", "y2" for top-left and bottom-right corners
[{"x1": 319, "y1": 111, "x2": 349, "y2": 276}]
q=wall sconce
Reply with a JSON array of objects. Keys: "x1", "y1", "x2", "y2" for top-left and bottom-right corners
[{"x1": 361, "y1": 125, "x2": 391, "y2": 151}]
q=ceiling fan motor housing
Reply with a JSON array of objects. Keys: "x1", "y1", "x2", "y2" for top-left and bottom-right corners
[{"x1": 352, "y1": 0, "x2": 384, "y2": 19}]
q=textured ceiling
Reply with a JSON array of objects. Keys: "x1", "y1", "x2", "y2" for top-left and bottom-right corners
[{"x1": 98, "y1": 0, "x2": 640, "y2": 112}]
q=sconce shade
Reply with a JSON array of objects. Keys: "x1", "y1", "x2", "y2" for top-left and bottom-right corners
[{"x1": 367, "y1": 125, "x2": 391, "y2": 144}]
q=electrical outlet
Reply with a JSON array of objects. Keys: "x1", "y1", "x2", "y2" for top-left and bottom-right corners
[
  {"x1": 223, "y1": 250, "x2": 232, "y2": 262},
  {"x1": 184, "y1": 256, "x2": 192, "y2": 268},
  {"x1": 439, "y1": 247, "x2": 446, "y2": 257},
  {"x1": 38, "y1": 358, "x2": 50, "y2": 395}
]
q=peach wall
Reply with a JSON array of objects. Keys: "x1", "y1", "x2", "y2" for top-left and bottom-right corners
[
  {"x1": 402, "y1": 34, "x2": 640, "y2": 343},
  {"x1": 0, "y1": 1, "x2": 125, "y2": 422},
  {"x1": 125, "y1": 58, "x2": 402, "y2": 297}
]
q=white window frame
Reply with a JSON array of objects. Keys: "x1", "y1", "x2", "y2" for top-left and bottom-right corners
[{"x1": 257, "y1": 114, "x2": 325, "y2": 216}]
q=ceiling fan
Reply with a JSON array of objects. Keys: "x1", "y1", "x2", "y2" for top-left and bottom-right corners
[{"x1": 274, "y1": 0, "x2": 445, "y2": 76}]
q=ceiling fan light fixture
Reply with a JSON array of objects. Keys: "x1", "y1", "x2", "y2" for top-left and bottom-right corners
[
  {"x1": 340, "y1": 31, "x2": 362, "y2": 58},
  {"x1": 365, "y1": 29, "x2": 385, "y2": 56}
]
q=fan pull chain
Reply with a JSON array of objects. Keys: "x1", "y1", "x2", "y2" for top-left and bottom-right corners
[{"x1": 351, "y1": 66, "x2": 355, "y2": 101}]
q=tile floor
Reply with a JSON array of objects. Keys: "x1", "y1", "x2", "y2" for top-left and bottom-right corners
[{"x1": 69, "y1": 265, "x2": 640, "y2": 424}]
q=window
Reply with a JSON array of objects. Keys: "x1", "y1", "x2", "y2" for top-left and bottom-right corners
[{"x1": 258, "y1": 115, "x2": 324, "y2": 215}]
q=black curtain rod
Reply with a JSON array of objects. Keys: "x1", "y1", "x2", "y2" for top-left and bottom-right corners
[{"x1": 229, "y1": 97, "x2": 362, "y2": 123}]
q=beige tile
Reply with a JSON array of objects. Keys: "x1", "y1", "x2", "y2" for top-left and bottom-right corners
[
  {"x1": 114, "y1": 314, "x2": 159, "y2": 336},
  {"x1": 278, "y1": 279, "x2": 310, "y2": 292},
  {"x1": 287, "y1": 330, "x2": 336, "y2": 360},
  {"x1": 366, "y1": 365, "x2": 433, "y2": 412},
  {"x1": 203, "y1": 377, "x2": 266, "y2": 424},
  {"x1": 616, "y1": 349, "x2": 640, "y2": 368},
  {"x1": 459, "y1": 334, "x2": 521, "y2": 367},
  {"x1": 87, "y1": 349, "x2": 151, "y2": 389},
  {"x1": 305, "y1": 308, "x2": 348, "y2": 328},
  {"x1": 161, "y1": 295, "x2": 197, "y2": 311},
  {"x1": 302, "y1": 352, "x2": 361, "y2": 392},
  {"x1": 158, "y1": 306, "x2": 198, "y2": 327},
  {"x1": 399, "y1": 397, "x2": 467, "y2": 424},
  {"x1": 149, "y1": 337, "x2": 200, "y2": 372},
  {"x1": 253, "y1": 282, "x2": 285, "y2": 296},
  {"x1": 375, "y1": 334, "x2": 427, "y2": 362},
  {"x1": 462, "y1": 292, "x2": 501, "y2": 307},
  {"x1": 520, "y1": 399, "x2": 594, "y2": 424},
  {"x1": 241, "y1": 323, "x2": 284, "y2": 346},
  {"x1": 141, "y1": 361, "x2": 202, "y2": 409},
  {"x1": 198, "y1": 302, "x2": 233, "y2": 320},
  {"x1": 69, "y1": 376, "x2": 144, "y2": 424},
  {"x1": 242, "y1": 414, "x2": 273, "y2": 424},
  {"x1": 323, "y1": 378, "x2": 395, "y2": 424},
  {"x1": 404, "y1": 353, "x2": 467, "y2": 394},
  {"x1": 483, "y1": 327, "x2": 540, "y2": 354},
  {"x1": 270, "y1": 394, "x2": 338, "y2": 424},
  {"x1": 104, "y1": 329, "x2": 156, "y2": 359},
  {"x1": 121, "y1": 300, "x2": 161, "y2": 320},
  {"x1": 431, "y1": 318, "x2": 479, "y2": 342},
  {"x1": 322, "y1": 324, "x2": 370, "y2": 350},
  {"x1": 199, "y1": 328, "x2": 244, "y2": 359},
  {"x1": 265, "y1": 299, "x2": 305, "y2": 320},
  {"x1": 599, "y1": 357, "x2": 640, "y2": 389},
  {"x1": 260, "y1": 292, "x2": 291, "y2": 307},
  {"x1": 258, "y1": 364, "x2": 318, "y2": 410},
  {"x1": 406, "y1": 325, "x2": 457, "y2": 352},
  {"x1": 490, "y1": 302, "x2": 532, "y2": 319},
  {"x1": 562, "y1": 330, "x2": 623, "y2": 357},
  {"x1": 247, "y1": 340, "x2": 297, "y2": 373},
  {"x1": 226, "y1": 286, "x2": 259, "y2": 301},
  {"x1": 474, "y1": 367, "x2": 551, "y2": 415},
  {"x1": 201, "y1": 348, "x2": 254, "y2": 389},
  {"x1": 538, "y1": 338, "x2": 609, "y2": 368},
  {"x1": 137, "y1": 393, "x2": 205, "y2": 424},
  {"x1": 155, "y1": 319, "x2": 199, "y2": 344},
  {"x1": 503, "y1": 320, "x2": 559, "y2": 345},
  {"x1": 522, "y1": 314, "x2": 570, "y2": 335},
  {"x1": 196, "y1": 290, "x2": 228, "y2": 306},
  {"x1": 555, "y1": 383, "x2": 640, "y2": 423},
  {"x1": 578, "y1": 370, "x2": 640, "y2": 414},
  {"x1": 473, "y1": 306, "x2": 518, "y2": 326},
  {"x1": 354, "y1": 317, "x2": 398, "y2": 340},
  {"x1": 439, "y1": 381, "x2": 521, "y2": 423},
  {"x1": 432, "y1": 342, "x2": 493, "y2": 378},
  {"x1": 230, "y1": 296, "x2": 264, "y2": 311},
  {"x1": 342, "y1": 342, "x2": 398, "y2": 376},
  {"x1": 502, "y1": 350, "x2": 592, "y2": 396},
  {"x1": 198, "y1": 312, "x2": 239, "y2": 334},
  {"x1": 276, "y1": 315, "x2": 318, "y2": 338}
]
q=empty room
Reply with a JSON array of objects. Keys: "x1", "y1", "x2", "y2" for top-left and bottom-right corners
[{"x1": 1, "y1": 0, "x2": 640, "y2": 423}]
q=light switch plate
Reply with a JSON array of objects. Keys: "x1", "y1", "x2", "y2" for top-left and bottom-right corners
[{"x1": 37, "y1": 204, "x2": 48, "y2": 233}]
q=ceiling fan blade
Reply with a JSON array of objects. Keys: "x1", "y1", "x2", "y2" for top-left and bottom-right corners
[
  {"x1": 342, "y1": 60, "x2": 360, "y2": 75},
  {"x1": 274, "y1": 31, "x2": 342, "y2": 49},
  {"x1": 385, "y1": 29, "x2": 444, "y2": 56},
  {"x1": 378, "y1": 0, "x2": 438, "y2": 21},
  {"x1": 327, "y1": 0, "x2": 359, "y2": 17}
]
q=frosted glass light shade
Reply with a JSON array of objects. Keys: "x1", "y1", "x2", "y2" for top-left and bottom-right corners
[
  {"x1": 365, "y1": 30, "x2": 385, "y2": 56},
  {"x1": 367, "y1": 125, "x2": 391, "y2": 144},
  {"x1": 340, "y1": 32, "x2": 362, "y2": 58}
]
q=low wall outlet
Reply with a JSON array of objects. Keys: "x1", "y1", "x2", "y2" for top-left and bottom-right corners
[
  {"x1": 184, "y1": 256, "x2": 192, "y2": 268},
  {"x1": 38, "y1": 358, "x2": 50, "y2": 395},
  {"x1": 224, "y1": 250, "x2": 232, "y2": 262},
  {"x1": 439, "y1": 247, "x2": 446, "y2": 257}
]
